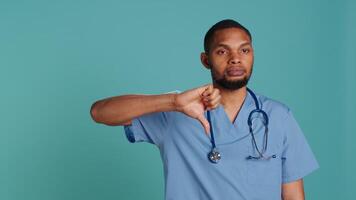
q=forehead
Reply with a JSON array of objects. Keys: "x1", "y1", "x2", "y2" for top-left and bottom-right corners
[{"x1": 211, "y1": 28, "x2": 251, "y2": 48}]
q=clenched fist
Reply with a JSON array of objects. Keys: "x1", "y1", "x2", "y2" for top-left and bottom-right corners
[{"x1": 174, "y1": 84, "x2": 221, "y2": 135}]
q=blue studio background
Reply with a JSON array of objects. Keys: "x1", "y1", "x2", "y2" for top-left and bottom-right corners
[{"x1": 1, "y1": 0, "x2": 355, "y2": 199}]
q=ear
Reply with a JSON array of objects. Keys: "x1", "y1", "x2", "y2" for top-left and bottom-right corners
[{"x1": 200, "y1": 52, "x2": 210, "y2": 69}]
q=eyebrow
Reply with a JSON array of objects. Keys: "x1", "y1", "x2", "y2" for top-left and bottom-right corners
[{"x1": 214, "y1": 42, "x2": 252, "y2": 49}]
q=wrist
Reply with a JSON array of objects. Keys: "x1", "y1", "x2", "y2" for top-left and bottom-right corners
[{"x1": 172, "y1": 93, "x2": 180, "y2": 112}]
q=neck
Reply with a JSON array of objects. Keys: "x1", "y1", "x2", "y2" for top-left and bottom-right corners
[{"x1": 213, "y1": 84, "x2": 247, "y2": 110}]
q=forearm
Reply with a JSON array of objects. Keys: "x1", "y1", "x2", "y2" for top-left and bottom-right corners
[
  {"x1": 281, "y1": 179, "x2": 305, "y2": 200},
  {"x1": 90, "y1": 93, "x2": 177, "y2": 125}
]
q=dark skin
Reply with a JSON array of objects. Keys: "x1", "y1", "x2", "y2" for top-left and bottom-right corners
[
  {"x1": 200, "y1": 28, "x2": 305, "y2": 200},
  {"x1": 91, "y1": 27, "x2": 305, "y2": 199},
  {"x1": 201, "y1": 28, "x2": 253, "y2": 124}
]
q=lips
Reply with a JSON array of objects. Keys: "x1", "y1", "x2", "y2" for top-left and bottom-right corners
[{"x1": 226, "y1": 67, "x2": 245, "y2": 76}]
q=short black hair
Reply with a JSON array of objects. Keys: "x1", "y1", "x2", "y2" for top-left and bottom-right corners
[{"x1": 204, "y1": 19, "x2": 252, "y2": 53}]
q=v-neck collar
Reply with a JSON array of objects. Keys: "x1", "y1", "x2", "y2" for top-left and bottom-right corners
[
  {"x1": 224, "y1": 93, "x2": 248, "y2": 125},
  {"x1": 206, "y1": 90, "x2": 256, "y2": 145}
]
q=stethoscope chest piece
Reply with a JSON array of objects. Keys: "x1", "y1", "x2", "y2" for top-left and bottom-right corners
[{"x1": 208, "y1": 148, "x2": 221, "y2": 164}]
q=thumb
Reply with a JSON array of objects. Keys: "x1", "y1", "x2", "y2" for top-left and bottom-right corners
[{"x1": 196, "y1": 114, "x2": 211, "y2": 135}]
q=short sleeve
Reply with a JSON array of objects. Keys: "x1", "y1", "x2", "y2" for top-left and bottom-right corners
[
  {"x1": 123, "y1": 111, "x2": 169, "y2": 146},
  {"x1": 123, "y1": 90, "x2": 180, "y2": 146},
  {"x1": 281, "y1": 109, "x2": 319, "y2": 183}
]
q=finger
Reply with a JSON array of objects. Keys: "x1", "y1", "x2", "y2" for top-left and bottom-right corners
[
  {"x1": 203, "y1": 90, "x2": 220, "y2": 105},
  {"x1": 206, "y1": 95, "x2": 221, "y2": 108},
  {"x1": 206, "y1": 101, "x2": 221, "y2": 111},
  {"x1": 196, "y1": 114, "x2": 210, "y2": 135},
  {"x1": 191, "y1": 84, "x2": 212, "y2": 97},
  {"x1": 202, "y1": 84, "x2": 214, "y2": 97},
  {"x1": 206, "y1": 103, "x2": 220, "y2": 110},
  {"x1": 205, "y1": 89, "x2": 220, "y2": 101}
]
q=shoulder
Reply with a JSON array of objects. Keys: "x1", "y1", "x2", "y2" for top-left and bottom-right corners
[{"x1": 253, "y1": 91, "x2": 291, "y2": 119}]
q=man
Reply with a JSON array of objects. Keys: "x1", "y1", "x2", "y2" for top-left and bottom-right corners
[{"x1": 90, "y1": 19, "x2": 319, "y2": 200}]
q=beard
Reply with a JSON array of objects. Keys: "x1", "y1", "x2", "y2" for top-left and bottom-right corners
[{"x1": 211, "y1": 66, "x2": 253, "y2": 90}]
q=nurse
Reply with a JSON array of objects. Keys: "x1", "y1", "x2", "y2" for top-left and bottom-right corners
[{"x1": 90, "y1": 19, "x2": 319, "y2": 200}]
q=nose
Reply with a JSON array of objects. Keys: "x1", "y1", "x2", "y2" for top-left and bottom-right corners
[{"x1": 228, "y1": 52, "x2": 241, "y2": 65}]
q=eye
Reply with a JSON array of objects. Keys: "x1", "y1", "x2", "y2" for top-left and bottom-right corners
[
  {"x1": 241, "y1": 48, "x2": 250, "y2": 54},
  {"x1": 216, "y1": 49, "x2": 227, "y2": 55}
]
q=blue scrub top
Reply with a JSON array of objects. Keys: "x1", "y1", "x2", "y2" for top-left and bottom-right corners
[{"x1": 123, "y1": 89, "x2": 319, "y2": 200}]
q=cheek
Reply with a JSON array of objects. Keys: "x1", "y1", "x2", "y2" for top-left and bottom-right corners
[
  {"x1": 245, "y1": 53, "x2": 254, "y2": 61},
  {"x1": 210, "y1": 63, "x2": 226, "y2": 77},
  {"x1": 244, "y1": 55, "x2": 254, "y2": 66},
  {"x1": 211, "y1": 57, "x2": 228, "y2": 68},
  {"x1": 211, "y1": 66, "x2": 224, "y2": 76}
]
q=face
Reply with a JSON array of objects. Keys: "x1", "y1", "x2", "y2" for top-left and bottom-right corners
[{"x1": 201, "y1": 28, "x2": 254, "y2": 90}]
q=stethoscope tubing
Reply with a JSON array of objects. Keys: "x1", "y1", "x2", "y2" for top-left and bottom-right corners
[{"x1": 207, "y1": 88, "x2": 271, "y2": 163}]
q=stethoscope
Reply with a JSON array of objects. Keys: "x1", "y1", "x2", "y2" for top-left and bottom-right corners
[{"x1": 207, "y1": 88, "x2": 274, "y2": 164}]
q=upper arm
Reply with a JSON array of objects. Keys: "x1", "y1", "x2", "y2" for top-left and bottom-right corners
[
  {"x1": 281, "y1": 109, "x2": 319, "y2": 183},
  {"x1": 282, "y1": 179, "x2": 305, "y2": 200},
  {"x1": 105, "y1": 120, "x2": 132, "y2": 126},
  {"x1": 123, "y1": 111, "x2": 170, "y2": 146}
]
